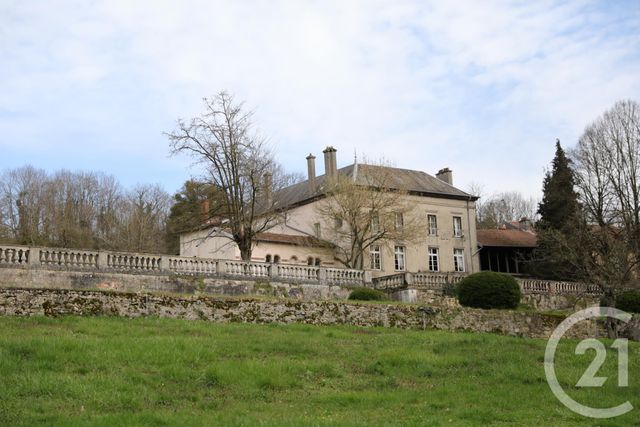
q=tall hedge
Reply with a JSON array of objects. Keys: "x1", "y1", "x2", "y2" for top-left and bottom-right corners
[{"x1": 457, "y1": 271, "x2": 521, "y2": 309}]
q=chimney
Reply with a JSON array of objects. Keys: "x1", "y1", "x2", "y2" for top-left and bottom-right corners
[
  {"x1": 201, "y1": 198, "x2": 210, "y2": 224},
  {"x1": 436, "y1": 168, "x2": 453, "y2": 185},
  {"x1": 323, "y1": 146, "x2": 337, "y2": 178},
  {"x1": 306, "y1": 153, "x2": 316, "y2": 191},
  {"x1": 263, "y1": 172, "x2": 273, "y2": 206}
]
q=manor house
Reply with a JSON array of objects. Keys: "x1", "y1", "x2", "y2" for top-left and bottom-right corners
[{"x1": 180, "y1": 147, "x2": 480, "y2": 277}]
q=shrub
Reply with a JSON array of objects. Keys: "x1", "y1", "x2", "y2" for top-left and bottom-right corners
[
  {"x1": 615, "y1": 291, "x2": 640, "y2": 313},
  {"x1": 442, "y1": 282, "x2": 459, "y2": 297},
  {"x1": 348, "y1": 287, "x2": 388, "y2": 301},
  {"x1": 457, "y1": 272, "x2": 521, "y2": 309}
]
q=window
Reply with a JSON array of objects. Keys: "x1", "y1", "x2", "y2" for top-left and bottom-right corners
[
  {"x1": 371, "y1": 213, "x2": 380, "y2": 233},
  {"x1": 314, "y1": 222, "x2": 321, "y2": 238},
  {"x1": 394, "y1": 245, "x2": 406, "y2": 271},
  {"x1": 394, "y1": 212, "x2": 404, "y2": 230},
  {"x1": 428, "y1": 247, "x2": 439, "y2": 272},
  {"x1": 428, "y1": 214, "x2": 438, "y2": 236},
  {"x1": 453, "y1": 248, "x2": 465, "y2": 272},
  {"x1": 315, "y1": 257, "x2": 321, "y2": 266},
  {"x1": 370, "y1": 245, "x2": 381, "y2": 270},
  {"x1": 265, "y1": 254, "x2": 272, "y2": 263},
  {"x1": 273, "y1": 255, "x2": 281, "y2": 264},
  {"x1": 334, "y1": 217, "x2": 343, "y2": 229},
  {"x1": 307, "y1": 257, "x2": 314, "y2": 266},
  {"x1": 453, "y1": 216, "x2": 463, "y2": 237}
]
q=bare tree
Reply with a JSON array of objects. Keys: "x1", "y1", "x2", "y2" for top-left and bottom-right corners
[
  {"x1": 0, "y1": 166, "x2": 48, "y2": 245},
  {"x1": 0, "y1": 165, "x2": 173, "y2": 254},
  {"x1": 118, "y1": 184, "x2": 171, "y2": 253},
  {"x1": 531, "y1": 100, "x2": 640, "y2": 337},
  {"x1": 315, "y1": 164, "x2": 425, "y2": 269},
  {"x1": 167, "y1": 92, "x2": 285, "y2": 260},
  {"x1": 474, "y1": 190, "x2": 539, "y2": 228},
  {"x1": 573, "y1": 100, "x2": 640, "y2": 253}
]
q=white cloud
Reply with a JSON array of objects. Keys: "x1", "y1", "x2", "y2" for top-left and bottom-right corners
[{"x1": 0, "y1": 0, "x2": 639, "y2": 197}]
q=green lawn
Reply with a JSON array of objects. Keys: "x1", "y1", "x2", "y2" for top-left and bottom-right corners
[{"x1": 0, "y1": 316, "x2": 637, "y2": 426}]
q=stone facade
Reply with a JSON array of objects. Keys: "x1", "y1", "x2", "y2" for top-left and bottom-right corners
[
  {"x1": 180, "y1": 148, "x2": 480, "y2": 277},
  {"x1": 0, "y1": 287, "x2": 614, "y2": 340}
]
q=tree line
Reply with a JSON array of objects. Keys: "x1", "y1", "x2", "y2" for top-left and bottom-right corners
[{"x1": 0, "y1": 166, "x2": 172, "y2": 253}]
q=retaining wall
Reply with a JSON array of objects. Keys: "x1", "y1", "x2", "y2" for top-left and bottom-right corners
[{"x1": 0, "y1": 287, "x2": 617, "y2": 340}]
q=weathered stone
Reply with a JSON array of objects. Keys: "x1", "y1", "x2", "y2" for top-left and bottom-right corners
[{"x1": 0, "y1": 287, "x2": 614, "y2": 340}]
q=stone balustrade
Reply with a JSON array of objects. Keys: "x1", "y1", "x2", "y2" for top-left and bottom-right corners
[
  {"x1": 373, "y1": 271, "x2": 602, "y2": 296},
  {"x1": 0, "y1": 243, "x2": 604, "y2": 295},
  {"x1": 519, "y1": 278, "x2": 601, "y2": 296},
  {"x1": 0, "y1": 244, "x2": 370, "y2": 286},
  {"x1": 0, "y1": 245, "x2": 29, "y2": 266}
]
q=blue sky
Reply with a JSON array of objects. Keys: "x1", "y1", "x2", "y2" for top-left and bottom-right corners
[{"x1": 1, "y1": 0, "x2": 639, "y2": 199}]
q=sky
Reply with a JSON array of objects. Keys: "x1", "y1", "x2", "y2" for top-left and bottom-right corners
[{"x1": 1, "y1": 0, "x2": 639, "y2": 200}]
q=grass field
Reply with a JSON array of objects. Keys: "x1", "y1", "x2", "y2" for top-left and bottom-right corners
[{"x1": 0, "y1": 315, "x2": 638, "y2": 426}]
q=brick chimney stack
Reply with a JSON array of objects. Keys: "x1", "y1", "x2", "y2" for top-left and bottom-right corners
[
  {"x1": 436, "y1": 168, "x2": 453, "y2": 185},
  {"x1": 323, "y1": 146, "x2": 337, "y2": 178},
  {"x1": 306, "y1": 153, "x2": 316, "y2": 191}
]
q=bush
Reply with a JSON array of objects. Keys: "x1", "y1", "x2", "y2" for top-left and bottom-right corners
[
  {"x1": 348, "y1": 287, "x2": 388, "y2": 301},
  {"x1": 615, "y1": 291, "x2": 640, "y2": 313},
  {"x1": 457, "y1": 272, "x2": 521, "y2": 309},
  {"x1": 442, "y1": 282, "x2": 459, "y2": 297}
]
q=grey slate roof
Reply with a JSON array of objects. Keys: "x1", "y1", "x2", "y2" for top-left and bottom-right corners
[{"x1": 272, "y1": 163, "x2": 477, "y2": 210}]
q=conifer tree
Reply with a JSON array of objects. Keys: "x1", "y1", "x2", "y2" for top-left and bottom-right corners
[
  {"x1": 537, "y1": 139, "x2": 579, "y2": 231},
  {"x1": 529, "y1": 139, "x2": 581, "y2": 280}
]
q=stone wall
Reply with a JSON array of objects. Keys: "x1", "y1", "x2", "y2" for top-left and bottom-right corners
[
  {"x1": 0, "y1": 267, "x2": 351, "y2": 301},
  {"x1": 0, "y1": 266, "x2": 601, "y2": 312},
  {"x1": 0, "y1": 287, "x2": 613, "y2": 340}
]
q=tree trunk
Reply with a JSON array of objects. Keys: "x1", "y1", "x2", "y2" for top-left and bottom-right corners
[
  {"x1": 237, "y1": 237, "x2": 253, "y2": 261},
  {"x1": 601, "y1": 290, "x2": 619, "y2": 339}
]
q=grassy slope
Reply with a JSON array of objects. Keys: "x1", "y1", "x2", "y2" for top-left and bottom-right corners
[{"x1": 0, "y1": 316, "x2": 637, "y2": 426}]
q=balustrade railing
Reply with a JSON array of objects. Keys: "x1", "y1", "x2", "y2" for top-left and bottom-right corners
[
  {"x1": 325, "y1": 267, "x2": 364, "y2": 285},
  {"x1": 373, "y1": 271, "x2": 603, "y2": 296},
  {"x1": 167, "y1": 256, "x2": 217, "y2": 275},
  {"x1": 0, "y1": 245, "x2": 29, "y2": 266},
  {"x1": 0, "y1": 244, "x2": 608, "y2": 294},
  {"x1": 0, "y1": 244, "x2": 370, "y2": 285},
  {"x1": 107, "y1": 253, "x2": 163, "y2": 272},
  {"x1": 413, "y1": 272, "x2": 466, "y2": 289},
  {"x1": 278, "y1": 265, "x2": 319, "y2": 281},
  {"x1": 39, "y1": 248, "x2": 99, "y2": 268}
]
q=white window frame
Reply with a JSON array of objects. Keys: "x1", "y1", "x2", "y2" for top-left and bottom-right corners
[
  {"x1": 394, "y1": 245, "x2": 406, "y2": 271},
  {"x1": 428, "y1": 247, "x2": 439, "y2": 272},
  {"x1": 453, "y1": 216, "x2": 463, "y2": 238},
  {"x1": 371, "y1": 213, "x2": 380, "y2": 233},
  {"x1": 453, "y1": 248, "x2": 465, "y2": 272},
  {"x1": 370, "y1": 245, "x2": 381, "y2": 270},
  {"x1": 428, "y1": 214, "x2": 438, "y2": 236},
  {"x1": 395, "y1": 212, "x2": 404, "y2": 230}
]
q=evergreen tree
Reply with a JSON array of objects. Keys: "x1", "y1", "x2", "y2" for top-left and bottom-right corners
[
  {"x1": 528, "y1": 140, "x2": 581, "y2": 280},
  {"x1": 165, "y1": 180, "x2": 224, "y2": 254},
  {"x1": 537, "y1": 139, "x2": 579, "y2": 231}
]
